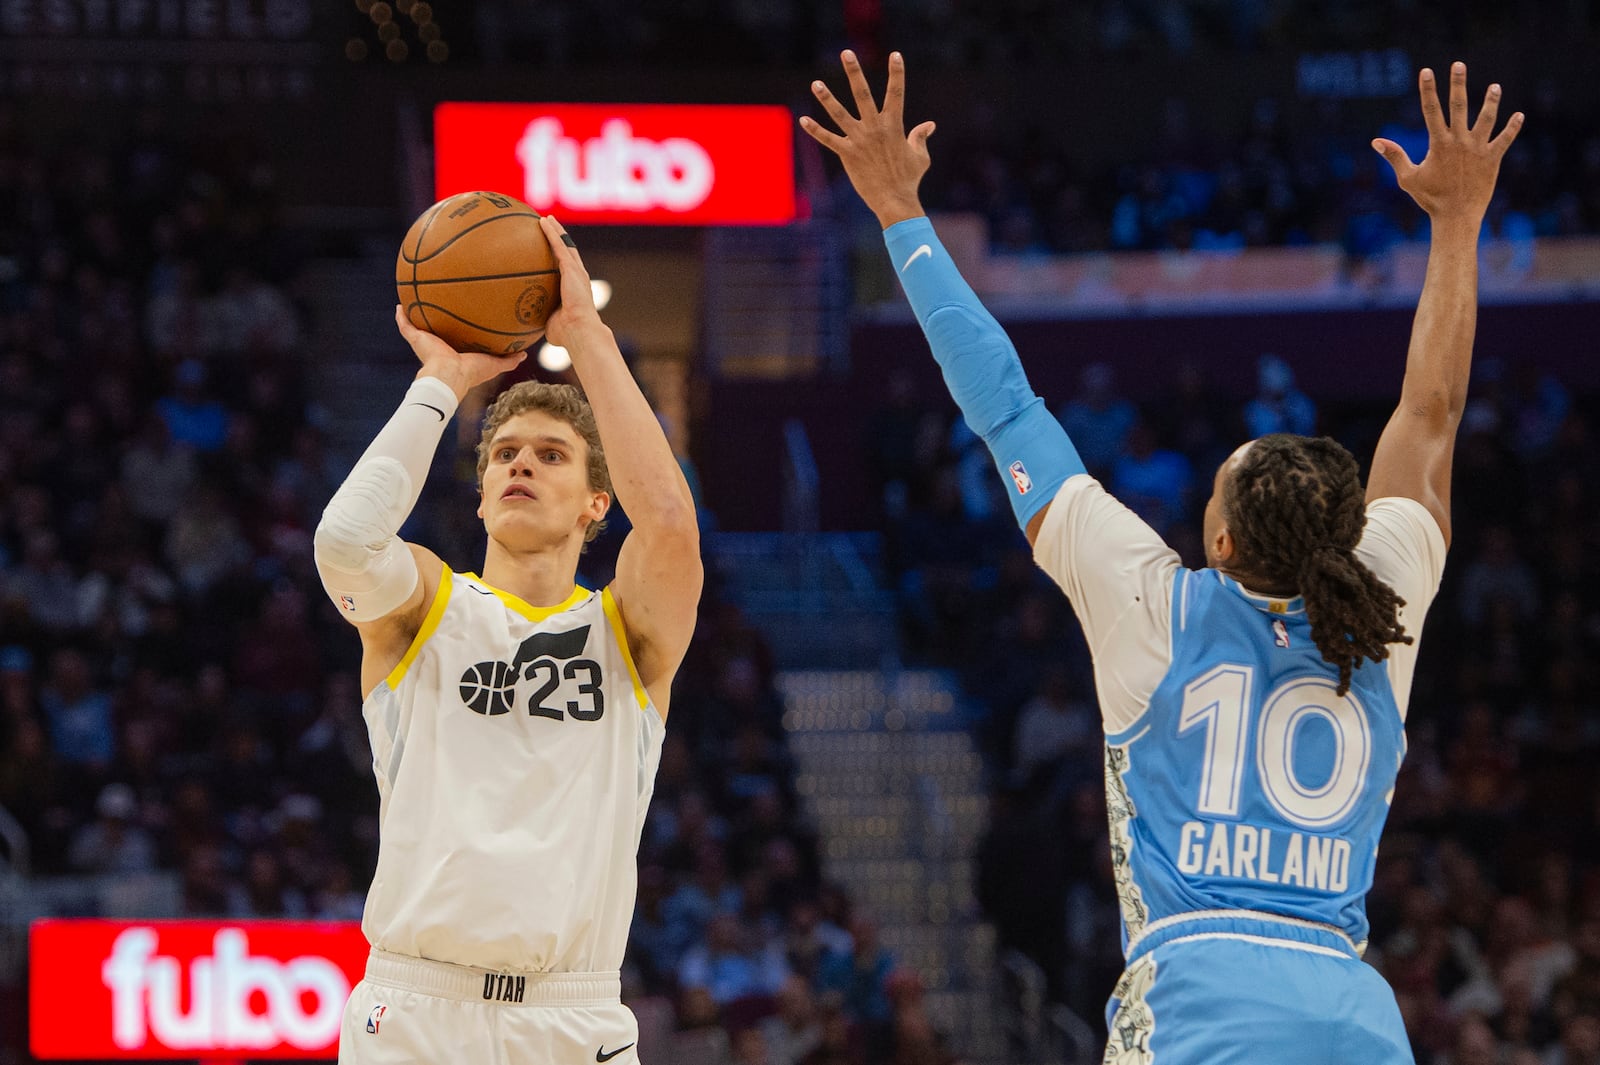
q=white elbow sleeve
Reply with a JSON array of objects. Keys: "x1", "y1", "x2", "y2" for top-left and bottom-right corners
[
  {"x1": 313, "y1": 376, "x2": 459, "y2": 623},
  {"x1": 315, "y1": 458, "x2": 421, "y2": 622}
]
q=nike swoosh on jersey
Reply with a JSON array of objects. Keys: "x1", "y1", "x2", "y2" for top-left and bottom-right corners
[
  {"x1": 596, "y1": 1044, "x2": 635, "y2": 1063},
  {"x1": 899, "y1": 244, "x2": 932, "y2": 272},
  {"x1": 409, "y1": 402, "x2": 447, "y2": 422}
]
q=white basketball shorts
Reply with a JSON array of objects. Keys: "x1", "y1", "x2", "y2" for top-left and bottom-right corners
[{"x1": 339, "y1": 950, "x2": 642, "y2": 1064}]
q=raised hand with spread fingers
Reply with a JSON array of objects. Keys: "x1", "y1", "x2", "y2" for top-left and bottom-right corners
[
  {"x1": 1371, "y1": 61, "x2": 1524, "y2": 223},
  {"x1": 800, "y1": 50, "x2": 936, "y2": 230},
  {"x1": 1367, "y1": 61, "x2": 1525, "y2": 544}
]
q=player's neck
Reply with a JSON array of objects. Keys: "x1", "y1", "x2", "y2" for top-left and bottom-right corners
[
  {"x1": 480, "y1": 536, "x2": 584, "y2": 607},
  {"x1": 1216, "y1": 563, "x2": 1296, "y2": 599}
]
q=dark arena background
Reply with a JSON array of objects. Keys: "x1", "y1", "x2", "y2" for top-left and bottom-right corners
[{"x1": 3, "y1": 2, "x2": 1600, "y2": 1063}]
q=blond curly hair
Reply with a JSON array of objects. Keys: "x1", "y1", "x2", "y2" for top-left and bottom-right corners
[{"x1": 476, "y1": 381, "x2": 611, "y2": 543}]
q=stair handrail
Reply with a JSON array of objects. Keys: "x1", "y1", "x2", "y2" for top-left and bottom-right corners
[
  {"x1": 1047, "y1": 1002, "x2": 1099, "y2": 1065},
  {"x1": 998, "y1": 947, "x2": 1051, "y2": 1062},
  {"x1": 0, "y1": 803, "x2": 29, "y2": 877},
  {"x1": 781, "y1": 417, "x2": 819, "y2": 535}
]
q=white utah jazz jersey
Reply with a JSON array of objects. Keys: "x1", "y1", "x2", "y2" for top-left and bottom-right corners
[{"x1": 360, "y1": 565, "x2": 664, "y2": 973}]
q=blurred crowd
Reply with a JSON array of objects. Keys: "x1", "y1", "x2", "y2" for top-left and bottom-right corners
[
  {"x1": 914, "y1": 76, "x2": 1600, "y2": 258},
  {"x1": 469, "y1": 0, "x2": 1600, "y2": 258},
  {"x1": 871, "y1": 348, "x2": 1600, "y2": 1061},
  {"x1": 466, "y1": 0, "x2": 1593, "y2": 68},
  {"x1": 618, "y1": 589, "x2": 962, "y2": 1065},
  {"x1": 921, "y1": 69, "x2": 1600, "y2": 257},
  {"x1": 3, "y1": 12, "x2": 1599, "y2": 1062}
]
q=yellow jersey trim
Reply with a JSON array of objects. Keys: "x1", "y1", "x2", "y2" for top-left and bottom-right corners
[
  {"x1": 463, "y1": 573, "x2": 588, "y2": 623},
  {"x1": 386, "y1": 562, "x2": 454, "y2": 690},
  {"x1": 601, "y1": 586, "x2": 650, "y2": 711}
]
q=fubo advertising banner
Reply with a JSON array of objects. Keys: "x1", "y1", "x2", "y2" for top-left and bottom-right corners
[
  {"x1": 434, "y1": 102, "x2": 797, "y2": 226},
  {"x1": 30, "y1": 920, "x2": 368, "y2": 1059}
]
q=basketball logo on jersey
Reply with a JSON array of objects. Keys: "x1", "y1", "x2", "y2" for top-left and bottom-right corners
[
  {"x1": 458, "y1": 625, "x2": 608, "y2": 722},
  {"x1": 1272, "y1": 618, "x2": 1290, "y2": 648},
  {"x1": 366, "y1": 1004, "x2": 387, "y2": 1034}
]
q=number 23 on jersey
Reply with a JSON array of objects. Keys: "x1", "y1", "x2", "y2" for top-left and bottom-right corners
[{"x1": 457, "y1": 624, "x2": 607, "y2": 722}]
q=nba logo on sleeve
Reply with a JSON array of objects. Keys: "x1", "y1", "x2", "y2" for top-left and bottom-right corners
[
  {"x1": 366, "y1": 1004, "x2": 387, "y2": 1033},
  {"x1": 1008, "y1": 460, "x2": 1033, "y2": 495},
  {"x1": 341, "y1": 595, "x2": 357, "y2": 613}
]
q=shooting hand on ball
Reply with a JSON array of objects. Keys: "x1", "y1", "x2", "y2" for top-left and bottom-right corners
[
  {"x1": 395, "y1": 305, "x2": 526, "y2": 402},
  {"x1": 538, "y1": 214, "x2": 610, "y2": 354}
]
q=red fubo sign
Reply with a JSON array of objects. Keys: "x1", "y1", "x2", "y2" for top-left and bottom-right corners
[
  {"x1": 30, "y1": 920, "x2": 368, "y2": 1059},
  {"x1": 434, "y1": 102, "x2": 796, "y2": 226}
]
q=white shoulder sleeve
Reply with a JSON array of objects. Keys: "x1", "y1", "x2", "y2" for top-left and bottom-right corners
[
  {"x1": 1354, "y1": 497, "x2": 1448, "y2": 721},
  {"x1": 313, "y1": 376, "x2": 459, "y2": 623},
  {"x1": 1033, "y1": 475, "x2": 1182, "y2": 734}
]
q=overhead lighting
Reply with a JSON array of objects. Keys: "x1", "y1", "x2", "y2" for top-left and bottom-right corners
[
  {"x1": 533, "y1": 282, "x2": 609, "y2": 372},
  {"x1": 537, "y1": 343, "x2": 572, "y2": 372}
]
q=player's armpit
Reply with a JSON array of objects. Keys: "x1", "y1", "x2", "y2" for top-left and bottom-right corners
[
  {"x1": 1364, "y1": 407, "x2": 1455, "y2": 547},
  {"x1": 1025, "y1": 499, "x2": 1054, "y2": 547},
  {"x1": 609, "y1": 522, "x2": 703, "y2": 720}
]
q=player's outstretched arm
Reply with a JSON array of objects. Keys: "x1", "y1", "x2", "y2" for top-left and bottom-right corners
[
  {"x1": 538, "y1": 214, "x2": 702, "y2": 718},
  {"x1": 801, "y1": 50, "x2": 1085, "y2": 545},
  {"x1": 314, "y1": 310, "x2": 527, "y2": 695},
  {"x1": 1366, "y1": 62, "x2": 1523, "y2": 547}
]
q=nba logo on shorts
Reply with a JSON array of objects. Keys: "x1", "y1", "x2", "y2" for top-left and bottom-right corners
[
  {"x1": 341, "y1": 595, "x2": 357, "y2": 613},
  {"x1": 1272, "y1": 619, "x2": 1290, "y2": 648},
  {"x1": 1008, "y1": 460, "x2": 1033, "y2": 495},
  {"x1": 366, "y1": 1004, "x2": 387, "y2": 1034}
]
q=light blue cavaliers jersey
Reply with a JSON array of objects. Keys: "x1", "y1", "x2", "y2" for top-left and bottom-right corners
[{"x1": 1104, "y1": 568, "x2": 1403, "y2": 955}]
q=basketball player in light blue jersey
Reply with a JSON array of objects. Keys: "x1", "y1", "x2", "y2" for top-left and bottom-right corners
[{"x1": 803, "y1": 52, "x2": 1522, "y2": 1064}]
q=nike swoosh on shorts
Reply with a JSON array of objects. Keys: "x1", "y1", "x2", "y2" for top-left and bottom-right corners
[{"x1": 596, "y1": 1043, "x2": 635, "y2": 1062}]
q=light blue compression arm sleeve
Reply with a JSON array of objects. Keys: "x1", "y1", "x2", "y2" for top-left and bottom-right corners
[{"x1": 885, "y1": 216, "x2": 1085, "y2": 530}]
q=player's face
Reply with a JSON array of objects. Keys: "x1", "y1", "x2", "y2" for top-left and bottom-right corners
[
  {"x1": 477, "y1": 411, "x2": 608, "y2": 549},
  {"x1": 1203, "y1": 441, "x2": 1254, "y2": 568}
]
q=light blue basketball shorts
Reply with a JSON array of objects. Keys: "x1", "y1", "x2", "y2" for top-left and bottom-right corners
[{"x1": 1103, "y1": 916, "x2": 1413, "y2": 1065}]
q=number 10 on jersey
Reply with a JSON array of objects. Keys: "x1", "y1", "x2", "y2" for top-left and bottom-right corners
[{"x1": 1177, "y1": 665, "x2": 1374, "y2": 830}]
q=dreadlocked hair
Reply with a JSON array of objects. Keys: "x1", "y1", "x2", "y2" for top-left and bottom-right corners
[{"x1": 1223, "y1": 434, "x2": 1411, "y2": 696}]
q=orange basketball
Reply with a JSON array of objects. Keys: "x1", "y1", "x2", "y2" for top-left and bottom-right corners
[{"x1": 396, "y1": 191, "x2": 559, "y2": 355}]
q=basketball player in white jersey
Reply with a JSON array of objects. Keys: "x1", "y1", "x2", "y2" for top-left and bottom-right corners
[{"x1": 313, "y1": 213, "x2": 701, "y2": 1064}]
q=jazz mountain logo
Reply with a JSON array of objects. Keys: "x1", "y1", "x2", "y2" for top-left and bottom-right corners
[{"x1": 458, "y1": 626, "x2": 592, "y2": 716}]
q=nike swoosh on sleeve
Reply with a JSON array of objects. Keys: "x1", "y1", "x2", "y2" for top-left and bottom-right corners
[
  {"x1": 899, "y1": 244, "x2": 932, "y2": 272},
  {"x1": 409, "y1": 402, "x2": 447, "y2": 422}
]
